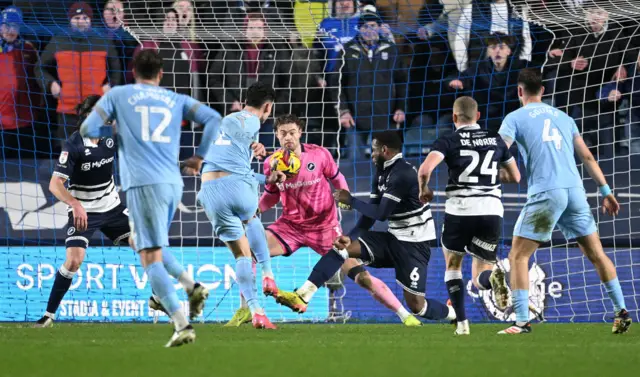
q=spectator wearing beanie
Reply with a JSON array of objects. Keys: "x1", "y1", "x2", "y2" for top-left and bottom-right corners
[
  {"x1": 0, "y1": 6, "x2": 43, "y2": 158},
  {"x1": 36, "y1": 1, "x2": 121, "y2": 148}
]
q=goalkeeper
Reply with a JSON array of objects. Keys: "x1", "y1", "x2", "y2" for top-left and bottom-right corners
[{"x1": 225, "y1": 114, "x2": 421, "y2": 327}]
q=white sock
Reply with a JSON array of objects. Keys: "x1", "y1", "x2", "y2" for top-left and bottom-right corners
[
  {"x1": 44, "y1": 311, "x2": 55, "y2": 319},
  {"x1": 240, "y1": 294, "x2": 248, "y2": 309},
  {"x1": 296, "y1": 280, "x2": 318, "y2": 302},
  {"x1": 171, "y1": 310, "x2": 189, "y2": 331},
  {"x1": 396, "y1": 306, "x2": 412, "y2": 322},
  {"x1": 446, "y1": 304, "x2": 457, "y2": 321},
  {"x1": 178, "y1": 272, "x2": 196, "y2": 294},
  {"x1": 262, "y1": 269, "x2": 274, "y2": 279}
]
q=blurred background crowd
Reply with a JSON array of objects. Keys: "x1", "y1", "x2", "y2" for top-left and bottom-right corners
[{"x1": 1, "y1": 0, "x2": 640, "y2": 163}]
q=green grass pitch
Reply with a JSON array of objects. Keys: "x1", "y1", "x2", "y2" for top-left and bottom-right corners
[{"x1": 0, "y1": 323, "x2": 637, "y2": 377}]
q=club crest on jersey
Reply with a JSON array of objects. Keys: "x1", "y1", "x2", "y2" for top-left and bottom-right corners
[
  {"x1": 381, "y1": 52, "x2": 388, "y2": 60},
  {"x1": 85, "y1": 149, "x2": 91, "y2": 156},
  {"x1": 306, "y1": 162, "x2": 316, "y2": 172},
  {"x1": 59, "y1": 151, "x2": 68, "y2": 164},
  {"x1": 106, "y1": 138, "x2": 114, "y2": 148},
  {"x1": 67, "y1": 227, "x2": 76, "y2": 235}
]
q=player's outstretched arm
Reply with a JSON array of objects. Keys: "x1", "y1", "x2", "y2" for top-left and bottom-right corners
[
  {"x1": 80, "y1": 92, "x2": 116, "y2": 138},
  {"x1": 184, "y1": 99, "x2": 222, "y2": 158},
  {"x1": 418, "y1": 151, "x2": 444, "y2": 203},
  {"x1": 574, "y1": 134, "x2": 620, "y2": 216}
]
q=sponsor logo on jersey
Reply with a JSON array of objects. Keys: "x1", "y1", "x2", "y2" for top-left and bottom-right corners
[
  {"x1": 85, "y1": 149, "x2": 91, "y2": 156},
  {"x1": 81, "y1": 163, "x2": 91, "y2": 171},
  {"x1": 307, "y1": 162, "x2": 316, "y2": 172},
  {"x1": 91, "y1": 157, "x2": 115, "y2": 169},
  {"x1": 106, "y1": 138, "x2": 114, "y2": 148},
  {"x1": 276, "y1": 177, "x2": 322, "y2": 191},
  {"x1": 467, "y1": 258, "x2": 563, "y2": 321},
  {"x1": 59, "y1": 151, "x2": 68, "y2": 164}
]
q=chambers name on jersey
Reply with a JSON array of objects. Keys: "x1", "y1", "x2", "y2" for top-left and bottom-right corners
[
  {"x1": 430, "y1": 125, "x2": 513, "y2": 217},
  {"x1": 53, "y1": 132, "x2": 120, "y2": 213}
]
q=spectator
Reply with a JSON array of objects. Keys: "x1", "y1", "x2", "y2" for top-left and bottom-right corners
[
  {"x1": 0, "y1": 6, "x2": 42, "y2": 158},
  {"x1": 548, "y1": 7, "x2": 627, "y2": 156},
  {"x1": 314, "y1": 0, "x2": 360, "y2": 74},
  {"x1": 445, "y1": 0, "x2": 532, "y2": 72},
  {"x1": 599, "y1": 48, "x2": 640, "y2": 154},
  {"x1": 287, "y1": 32, "x2": 326, "y2": 125},
  {"x1": 103, "y1": 0, "x2": 138, "y2": 85},
  {"x1": 36, "y1": 1, "x2": 121, "y2": 146},
  {"x1": 132, "y1": 10, "x2": 205, "y2": 100},
  {"x1": 337, "y1": 11, "x2": 407, "y2": 160},
  {"x1": 446, "y1": 35, "x2": 525, "y2": 131},
  {"x1": 208, "y1": 12, "x2": 291, "y2": 117}
]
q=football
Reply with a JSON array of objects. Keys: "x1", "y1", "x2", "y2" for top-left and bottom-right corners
[{"x1": 270, "y1": 149, "x2": 302, "y2": 176}]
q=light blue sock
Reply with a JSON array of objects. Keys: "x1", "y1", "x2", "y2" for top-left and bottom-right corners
[
  {"x1": 146, "y1": 261, "x2": 181, "y2": 315},
  {"x1": 604, "y1": 277, "x2": 626, "y2": 313},
  {"x1": 245, "y1": 218, "x2": 273, "y2": 277},
  {"x1": 513, "y1": 289, "x2": 530, "y2": 324},
  {"x1": 162, "y1": 249, "x2": 185, "y2": 278},
  {"x1": 236, "y1": 256, "x2": 261, "y2": 315}
]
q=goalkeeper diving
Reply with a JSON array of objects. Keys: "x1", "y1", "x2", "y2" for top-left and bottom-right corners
[
  {"x1": 226, "y1": 114, "x2": 421, "y2": 327},
  {"x1": 497, "y1": 69, "x2": 631, "y2": 335}
]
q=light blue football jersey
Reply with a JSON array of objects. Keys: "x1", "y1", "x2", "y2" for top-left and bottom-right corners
[
  {"x1": 499, "y1": 102, "x2": 583, "y2": 196},
  {"x1": 80, "y1": 84, "x2": 221, "y2": 191},
  {"x1": 202, "y1": 110, "x2": 261, "y2": 178}
]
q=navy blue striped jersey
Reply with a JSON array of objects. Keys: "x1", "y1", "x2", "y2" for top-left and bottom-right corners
[
  {"x1": 430, "y1": 125, "x2": 513, "y2": 217},
  {"x1": 53, "y1": 132, "x2": 120, "y2": 213},
  {"x1": 371, "y1": 154, "x2": 435, "y2": 242}
]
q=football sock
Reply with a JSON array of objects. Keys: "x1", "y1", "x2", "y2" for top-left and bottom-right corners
[
  {"x1": 308, "y1": 249, "x2": 347, "y2": 289},
  {"x1": 146, "y1": 261, "x2": 185, "y2": 330},
  {"x1": 236, "y1": 256, "x2": 261, "y2": 315},
  {"x1": 45, "y1": 265, "x2": 76, "y2": 315},
  {"x1": 162, "y1": 249, "x2": 195, "y2": 294},
  {"x1": 513, "y1": 289, "x2": 529, "y2": 325},
  {"x1": 359, "y1": 273, "x2": 405, "y2": 314},
  {"x1": 476, "y1": 270, "x2": 492, "y2": 290},
  {"x1": 245, "y1": 218, "x2": 273, "y2": 278},
  {"x1": 445, "y1": 270, "x2": 466, "y2": 322},
  {"x1": 416, "y1": 298, "x2": 451, "y2": 320},
  {"x1": 603, "y1": 277, "x2": 626, "y2": 313}
]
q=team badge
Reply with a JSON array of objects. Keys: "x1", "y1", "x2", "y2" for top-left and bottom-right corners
[
  {"x1": 106, "y1": 138, "x2": 114, "y2": 148},
  {"x1": 59, "y1": 151, "x2": 68, "y2": 164},
  {"x1": 67, "y1": 227, "x2": 76, "y2": 236},
  {"x1": 381, "y1": 52, "x2": 388, "y2": 60},
  {"x1": 307, "y1": 162, "x2": 316, "y2": 172}
]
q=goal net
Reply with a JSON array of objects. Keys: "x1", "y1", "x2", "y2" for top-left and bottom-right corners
[{"x1": 0, "y1": 0, "x2": 637, "y2": 324}]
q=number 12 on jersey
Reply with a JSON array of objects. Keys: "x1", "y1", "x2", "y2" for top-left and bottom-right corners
[{"x1": 135, "y1": 106, "x2": 172, "y2": 143}]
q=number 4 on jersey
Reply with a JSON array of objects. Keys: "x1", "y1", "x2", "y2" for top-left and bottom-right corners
[{"x1": 542, "y1": 118, "x2": 562, "y2": 150}]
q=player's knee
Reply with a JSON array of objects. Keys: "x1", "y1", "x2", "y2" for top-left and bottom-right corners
[
  {"x1": 353, "y1": 269, "x2": 372, "y2": 290},
  {"x1": 65, "y1": 248, "x2": 86, "y2": 271}
]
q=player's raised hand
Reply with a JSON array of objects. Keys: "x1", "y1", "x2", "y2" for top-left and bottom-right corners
[
  {"x1": 602, "y1": 194, "x2": 620, "y2": 216},
  {"x1": 333, "y1": 235, "x2": 351, "y2": 250},
  {"x1": 333, "y1": 189, "x2": 352, "y2": 205},
  {"x1": 267, "y1": 170, "x2": 286, "y2": 184},
  {"x1": 71, "y1": 202, "x2": 88, "y2": 232},
  {"x1": 181, "y1": 155, "x2": 203, "y2": 176},
  {"x1": 251, "y1": 142, "x2": 267, "y2": 160}
]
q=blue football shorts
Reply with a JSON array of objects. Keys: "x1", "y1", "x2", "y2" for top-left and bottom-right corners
[
  {"x1": 514, "y1": 187, "x2": 597, "y2": 242},
  {"x1": 197, "y1": 175, "x2": 258, "y2": 242},
  {"x1": 126, "y1": 183, "x2": 182, "y2": 251}
]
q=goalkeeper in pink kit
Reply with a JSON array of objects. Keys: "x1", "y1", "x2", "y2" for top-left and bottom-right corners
[{"x1": 226, "y1": 114, "x2": 421, "y2": 326}]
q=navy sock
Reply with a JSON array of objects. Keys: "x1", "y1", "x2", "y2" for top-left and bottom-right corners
[
  {"x1": 445, "y1": 270, "x2": 466, "y2": 322},
  {"x1": 477, "y1": 270, "x2": 492, "y2": 290},
  {"x1": 308, "y1": 249, "x2": 346, "y2": 288},
  {"x1": 46, "y1": 267, "x2": 75, "y2": 314},
  {"x1": 419, "y1": 298, "x2": 450, "y2": 320}
]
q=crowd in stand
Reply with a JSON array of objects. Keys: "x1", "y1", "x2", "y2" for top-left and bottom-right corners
[{"x1": 1, "y1": 0, "x2": 640, "y2": 162}]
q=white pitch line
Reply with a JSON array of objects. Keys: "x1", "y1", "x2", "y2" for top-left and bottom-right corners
[{"x1": 352, "y1": 191, "x2": 640, "y2": 199}]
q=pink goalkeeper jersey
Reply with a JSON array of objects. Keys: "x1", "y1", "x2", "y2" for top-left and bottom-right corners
[{"x1": 260, "y1": 144, "x2": 348, "y2": 229}]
